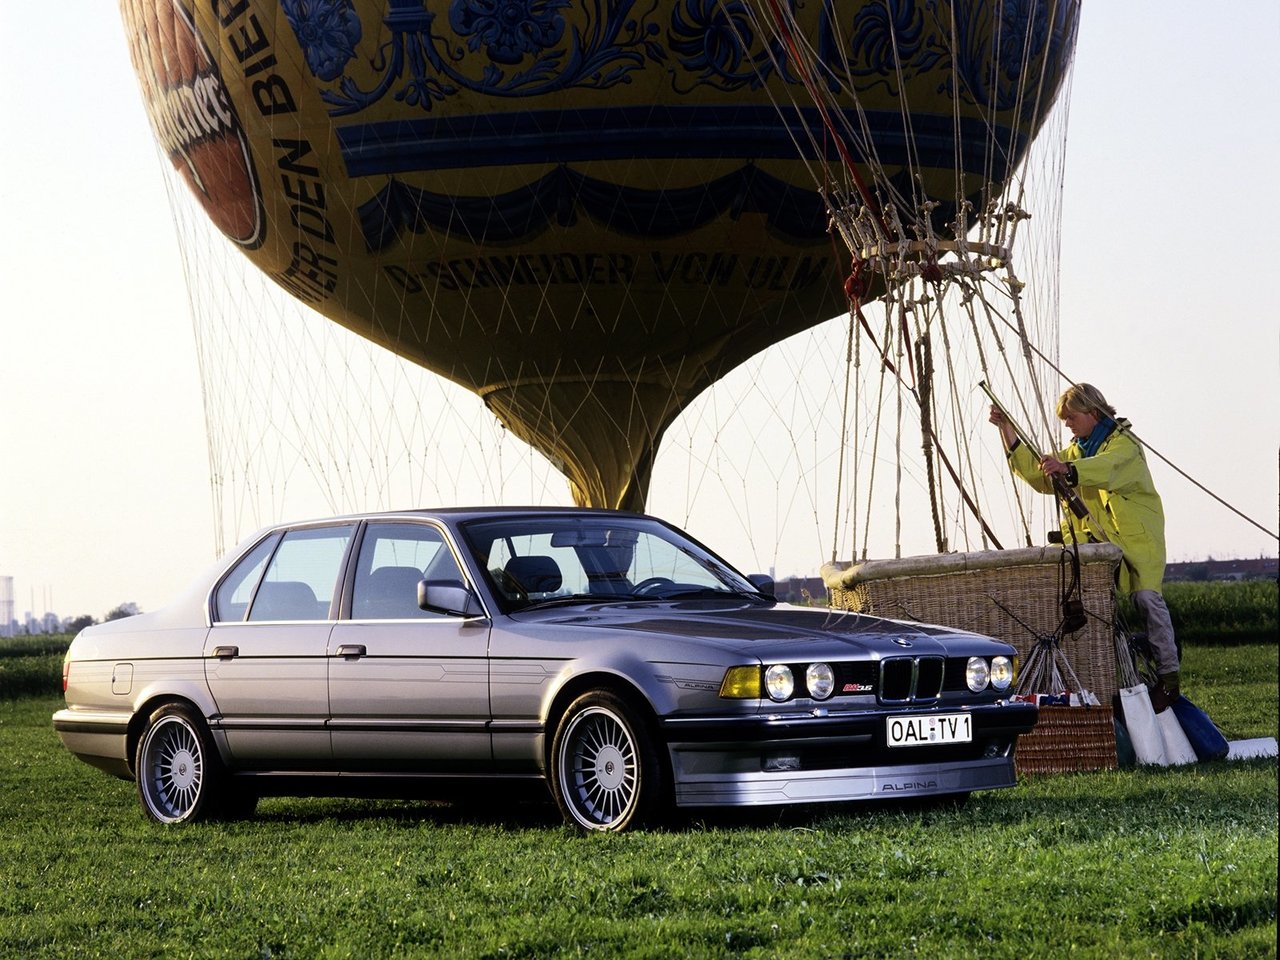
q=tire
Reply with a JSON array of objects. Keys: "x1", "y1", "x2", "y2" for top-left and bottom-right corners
[
  {"x1": 135, "y1": 703, "x2": 227, "y2": 824},
  {"x1": 550, "y1": 690, "x2": 667, "y2": 832}
]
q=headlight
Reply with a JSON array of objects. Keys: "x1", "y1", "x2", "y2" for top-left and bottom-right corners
[
  {"x1": 806, "y1": 662, "x2": 835, "y2": 700},
  {"x1": 965, "y1": 656, "x2": 990, "y2": 693},
  {"x1": 989, "y1": 656, "x2": 1014, "y2": 691},
  {"x1": 719, "y1": 665, "x2": 761, "y2": 699},
  {"x1": 764, "y1": 664, "x2": 795, "y2": 701}
]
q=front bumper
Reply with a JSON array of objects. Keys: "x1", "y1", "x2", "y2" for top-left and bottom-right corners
[{"x1": 661, "y1": 700, "x2": 1036, "y2": 807}]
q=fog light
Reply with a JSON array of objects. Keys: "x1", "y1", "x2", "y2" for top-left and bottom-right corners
[
  {"x1": 764, "y1": 664, "x2": 795, "y2": 701},
  {"x1": 966, "y1": 657, "x2": 990, "y2": 692},
  {"x1": 806, "y1": 662, "x2": 835, "y2": 700},
  {"x1": 990, "y1": 656, "x2": 1014, "y2": 691}
]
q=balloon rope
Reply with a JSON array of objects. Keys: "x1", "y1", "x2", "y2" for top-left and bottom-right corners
[
  {"x1": 851, "y1": 288, "x2": 1004, "y2": 548},
  {"x1": 831, "y1": 309, "x2": 856, "y2": 563},
  {"x1": 973, "y1": 275, "x2": 1280, "y2": 542},
  {"x1": 756, "y1": 0, "x2": 892, "y2": 241},
  {"x1": 915, "y1": 331, "x2": 946, "y2": 553}
]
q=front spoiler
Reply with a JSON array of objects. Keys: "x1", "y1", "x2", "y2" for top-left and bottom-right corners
[{"x1": 672, "y1": 755, "x2": 1017, "y2": 807}]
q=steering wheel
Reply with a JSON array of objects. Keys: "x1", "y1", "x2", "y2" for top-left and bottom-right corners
[{"x1": 632, "y1": 577, "x2": 675, "y2": 596}]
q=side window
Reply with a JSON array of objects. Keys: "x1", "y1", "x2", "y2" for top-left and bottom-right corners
[
  {"x1": 247, "y1": 526, "x2": 354, "y2": 622},
  {"x1": 352, "y1": 522, "x2": 463, "y2": 620},
  {"x1": 213, "y1": 534, "x2": 280, "y2": 622}
]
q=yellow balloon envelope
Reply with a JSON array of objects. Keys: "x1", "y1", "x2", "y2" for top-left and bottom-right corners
[{"x1": 120, "y1": 0, "x2": 1079, "y2": 510}]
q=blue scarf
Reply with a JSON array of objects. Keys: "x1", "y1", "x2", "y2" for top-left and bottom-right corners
[{"x1": 1074, "y1": 417, "x2": 1117, "y2": 458}]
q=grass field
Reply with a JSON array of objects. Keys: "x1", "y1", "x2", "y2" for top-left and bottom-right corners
[
  {"x1": 0, "y1": 644, "x2": 1275, "y2": 958},
  {"x1": 1161, "y1": 580, "x2": 1278, "y2": 645}
]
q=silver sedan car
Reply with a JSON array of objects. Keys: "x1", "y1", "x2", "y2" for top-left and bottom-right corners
[{"x1": 54, "y1": 508, "x2": 1037, "y2": 831}]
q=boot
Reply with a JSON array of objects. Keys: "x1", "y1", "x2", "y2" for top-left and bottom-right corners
[{"x1": 1158, "y1": 671, "x2": 1181, "y2": 702}]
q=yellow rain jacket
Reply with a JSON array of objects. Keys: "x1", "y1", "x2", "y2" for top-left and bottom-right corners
[{"x1": 1007, "y1": 419, "x2": 1166, "y2": 595}]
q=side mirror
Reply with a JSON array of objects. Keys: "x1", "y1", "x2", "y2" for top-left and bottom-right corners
[
  {"x1": 748, "y1": 574, "x2": 776, "y2": 599},
  {"x1": 418, "y1": 579, "x2": 486, "y2": 618}
]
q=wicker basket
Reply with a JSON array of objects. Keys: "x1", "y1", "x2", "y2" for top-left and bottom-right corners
[
  {"x1": 1014, "y1": 705, "x2": 1119, "y2": 775},
  {"x1": 821, "y1": 544, "x2": 1124, "y2": 703}
]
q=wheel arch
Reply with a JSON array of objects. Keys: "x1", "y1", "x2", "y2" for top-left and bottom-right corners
[
  {"x1": 126, "y1": 693, "x2": 224, "y2": 777},
  {"x1": 542, "y1": 671, "x2": 665, "y2": 773}
]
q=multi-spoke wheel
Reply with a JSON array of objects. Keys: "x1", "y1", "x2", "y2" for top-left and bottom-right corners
[
  {"x1": 551, "y1": 691, "x2": 666, "y2": 832},
  {"x1": 135, "y1": 703, "x2": 224, "y2": 824}
]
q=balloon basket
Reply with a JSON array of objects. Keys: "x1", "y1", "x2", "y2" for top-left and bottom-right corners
[
  {"x1": 1011, "y1": 705, "x2": 1119, "y2": 776},
  {"x1": 822, "y1": 544, "x2": 1125, "y2": 774}
]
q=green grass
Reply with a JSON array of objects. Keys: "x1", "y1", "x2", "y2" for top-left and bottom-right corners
[
  {"x1": 0, "y1": 645, "x2": 1274, "y2": 958},
  {"x1": 0, "y1": 654, "x2": 63, "y2": 700},
  {"x1": 1163, "y1": 580, "x2": 1278, "y2": 646},
  {"x1": 0, "y1": 634, "x2": 73, "y2": 658},
  {"x1": 0, "y1": 635, "x2": 69, "y2": 700}
]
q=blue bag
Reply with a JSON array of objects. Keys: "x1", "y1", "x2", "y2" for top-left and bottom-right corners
[
  {"x1": 1169, "y1": 695, "x2": 1230, "y2": 762},
  {"x1": 1112, "y1": 717, "x2": 1137, "y2": 768}
]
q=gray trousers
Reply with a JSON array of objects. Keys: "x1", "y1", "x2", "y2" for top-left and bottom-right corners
[{"x1": 1133, "y1": 589, "x2": 1179, "y2": 675}]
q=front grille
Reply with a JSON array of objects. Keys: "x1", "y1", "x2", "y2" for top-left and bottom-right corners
[
  {"x1": 916, "y1": 658, "x2": 944, "y2": 699},
  {"x1": 879, "y1": 656, "x2": 945, "y2": 703},
  {"x1": 881, "y1": 658, "x2": 913, "y2": 700},
  {"x1": 942, "y1": 657, "x2": 972, "y2": 692}
]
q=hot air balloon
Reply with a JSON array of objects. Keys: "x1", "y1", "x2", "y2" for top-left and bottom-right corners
[{"x1": 120, "y1": 0, "x2": 1080, "y2": 516}]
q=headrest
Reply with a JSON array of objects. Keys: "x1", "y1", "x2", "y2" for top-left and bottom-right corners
[
  {"x1": 252, "y1": 580, "x2": 320, "y2": 620},
  {"x1": 503, "y1": 555, "x2": 563, "y2": 595},
  {"x1": 366, "y1": 565, "x2": 424, "y2": 594},
  {"x1": 355, "y1": 566, "x2": 426, "y2": 618}
]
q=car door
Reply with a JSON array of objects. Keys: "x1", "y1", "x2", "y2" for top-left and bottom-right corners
[
  {"x1": 203, "y1": 523, "x2": 355, "y2": 767},
  {"x1": 327, "y1": 520, "x2": 492, "y2": 770}
]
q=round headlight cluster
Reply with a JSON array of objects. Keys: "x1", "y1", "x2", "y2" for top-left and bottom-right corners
[
  {"x1": 733, "y1": 662, "x2": 838, "y2": 702},
  {"x1": 764, "y1": 664, "x2": 794, "y2": 701},
  {"x1": 965, "y1": 657, "x2": 989, "y2": 692},
  {"x1": 806, "y1": 662, "x2": 835, "y2": 700},
  {"x1": 990, "y1": 655, "x2": 1014, "y2": 691},
  {"x1": 967, "y1": 655, "x2": 1015, "y2": 692}
]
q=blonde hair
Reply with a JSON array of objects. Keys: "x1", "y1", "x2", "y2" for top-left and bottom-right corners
[{"x1": 1056, "y1": 383, "x2": 1116, "y2": 419}]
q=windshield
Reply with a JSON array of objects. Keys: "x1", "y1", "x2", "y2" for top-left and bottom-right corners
[{"x1": 457, "y1": 515, "x2": 762, "y2": 612}]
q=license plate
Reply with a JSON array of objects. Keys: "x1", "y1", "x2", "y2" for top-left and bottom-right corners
[{"x1": 887, "y1": 713, "x2": 972, "y2": 747}]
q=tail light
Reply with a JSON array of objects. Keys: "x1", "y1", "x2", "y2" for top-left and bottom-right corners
[{"x1": 62, "y1": 651, "x2": 71, "y2": 694}]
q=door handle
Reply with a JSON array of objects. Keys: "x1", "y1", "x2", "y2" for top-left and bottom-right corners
[
  {"x1": 336, "y1": 644, "x2": 367, "y2": 659},
  {"x1": 212, "y1": 645, "x2": 239, "y2": 659}
]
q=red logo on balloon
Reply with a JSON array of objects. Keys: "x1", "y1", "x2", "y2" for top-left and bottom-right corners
[{"x1": 122, "y1": 0, "x2": 265, "y2": 249}]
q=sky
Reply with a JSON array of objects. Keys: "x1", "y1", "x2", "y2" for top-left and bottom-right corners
[{"x1": 2, "y1": 2, "x2": 1277, "y2": 622}]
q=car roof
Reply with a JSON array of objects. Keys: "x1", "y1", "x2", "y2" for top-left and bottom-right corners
[{"x1": 274, "y1": 505, "x2": 654, "y2": 528}]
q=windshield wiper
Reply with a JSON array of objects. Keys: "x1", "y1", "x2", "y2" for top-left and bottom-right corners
[{"x1": 518, "y1": 593, "x2": 640, "y2": 610}]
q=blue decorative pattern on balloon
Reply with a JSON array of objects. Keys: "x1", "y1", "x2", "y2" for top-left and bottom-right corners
[
  {"x1": 946, "y1": 0, "x2": 1079, "y2": 118},
  {"x1": 282, "y1": 1, "x2": 1075, "y2": 123},
  {"x1": 449, "y1": 0, "x2": 570, "y2": 65},
  {"x1": 357, "y1": 164, "x2": 830, "y2": 252},
  {"x1": 281, "y1": 0, "x2": 365, "y2": 82},
  {"x1": 293, "y1": 0, "x2": 665, "y2": 115},
  {"x1": 667, "y1": 0, "x2": 793, "y2": 92},
  {"x1": 837, "y1": 0, "x2": 943, "y2": 95},
  {"x1": 275, "y1": 0, "x2": 1072, "y2": 246}
]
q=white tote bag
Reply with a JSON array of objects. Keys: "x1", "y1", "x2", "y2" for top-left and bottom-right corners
[
  {"x1": 1119, "y1": 684, "x2": 1167, "y2": 766},
  {"x1": 1156, "y1": 708, "x2": 1199, "y2": 766}
]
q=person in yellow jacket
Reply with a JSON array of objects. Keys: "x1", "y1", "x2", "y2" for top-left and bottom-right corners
[{"x1": 989, "y1": 383, "x2": 1181, "y2": 699}]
